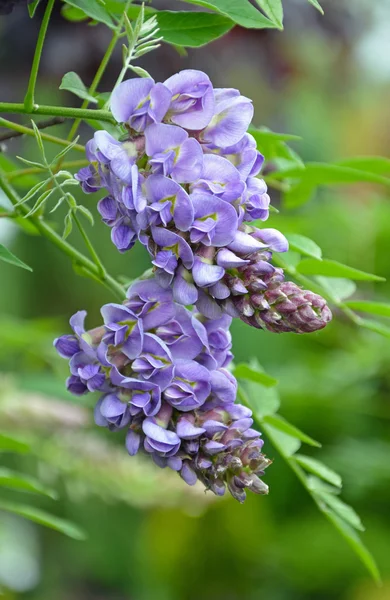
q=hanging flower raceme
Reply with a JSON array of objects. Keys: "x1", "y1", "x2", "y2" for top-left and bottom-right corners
[{"x1": 54, "y1": 279, "x2": 270, "y2": 502}]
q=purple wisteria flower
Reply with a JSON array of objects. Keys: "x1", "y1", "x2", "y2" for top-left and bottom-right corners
[
  {"x1": 75, "y1": 68, "x2": 331, "y2": 335},
  {"x1": 54, "y1": 278, "x2": 271, "y2": 501}
]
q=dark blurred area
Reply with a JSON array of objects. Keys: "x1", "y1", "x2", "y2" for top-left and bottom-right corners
[{"x1": 1, "y1": 1, "x2": 390, "y2": 599}]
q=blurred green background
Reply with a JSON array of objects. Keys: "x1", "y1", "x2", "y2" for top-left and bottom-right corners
[{"x1": 1, "y1": 0, "x2": 390, "y2": 598}]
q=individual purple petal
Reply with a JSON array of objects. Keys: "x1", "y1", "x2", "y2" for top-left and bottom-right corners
[
  {"x1": 176, "y1": 417, "x2": 206, "y2": 439},
  {"x1": 151, "y1": 227, "x2": 194, "y2": 269},
  {"x1": 54, "y1": 335, "x2": 79, "y2": 358},
  {"x1": 111, "y1": 78, "x2": 155, "y2": 123},
  {"x1": 210, "y1": 369, "x2": 237, "y2": 404},
  {"x1": 126, "y1": 429, "x2": 141, "y2": 456},
  {"x1": 111, "y1": 220, "x2": 137, "y2": 252},
  {"x1": 202, "y1": 88, "x2": 254, "y2": 147},
  {"x1": 192, "y1": 257, "x2": 225, "y2": 288},
  {"x1": 216, "y1": 248, "x2": 250, "y2": 269},
  {"x1": 164, "y1": 69, "x2": 214, "y2": 130},
  {"x1": 190, "y1": 193, "x2": 238, "y2": 247},
  {"x1": 66, "y1": 375, "x2": 88, "y2": 396},
  {"x1": 228, "y1": 230, "x2": 267, "y2": 255},
  {"x1": 100, "y1": 393, "x2": 126, "y2": 419},
  {"x1": 190, "y1": 154, "x2": 244, "y2": 202},
  {"x1": 180, "y1": 462, "x2": 198, "y2": 485},
  {"x1": 172, "y1": 267, "x2": 198, "y2": 305},
  {"x1": 97, "y1": 196, "x2": 118, "y2": 225},
  {"x1": 251, "y1": 227, "x2": 289, "y2": 253}
]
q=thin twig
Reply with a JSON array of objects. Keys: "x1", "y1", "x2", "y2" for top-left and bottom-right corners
[{"x1": 0, "y1": 117, "x2": 65, "y2": 142}]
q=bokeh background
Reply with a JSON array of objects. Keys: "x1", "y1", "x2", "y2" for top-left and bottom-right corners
[{"x1": 1, "y1": 0, "x2": 390, "y2": 598}]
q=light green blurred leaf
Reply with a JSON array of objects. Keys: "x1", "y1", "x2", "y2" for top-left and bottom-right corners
[
  {"x1": 254, "y1": 0, "x2": 283, "y2": 29},
  {"x1": 0, "y1": 433, "x2": 30, "y2": 454},
  {"x1": 155, "y1": 11, "x2": 234, "y2": 47},
  {"x1": 63, "y1": 0, "x2": 114, "y2": 28},
  {"x1": 28, "y1": 0, "x2": 42, "y2": 17},
  {"x1": 319, "y1": 491, "x2": 364, "y2": 532},
  {"x1": 286, "y1": 233, "x2": 322, "y2": 260},
  {"x1": 249, "y1": 127, "x2": 301, "y2": 143},
  {"x1": 307, "y1": 0, "x2": 324, "y2": 14},
  {"x1": 61, "y1": 3, "x2": 88, "y2": 21},
  {"x1": 60, "y1": 72, "x2": 98, "y2": 103},
  {"x1": 234, "y1": 363, "x2": 277, "y2": 387},
  {"x1": 180, "y1": 0, "x2": 276, "y2": 29},
  {"x1": 345, "y1": 300, "x2": 390, "y2": 318},
  {"x1": 263, "y1": 423, "x2": 301, "y2": 457},
  {"x1": 336, "y1": 156, "x2": 390, "y2": 175},
  {"x1": 0, "y1": 500, "x2": 86, "y2": 540},
  {"x1": 358, "y1": 319, "x2": 390, "y2": 338},
  {"x1": 0, "y1": 468, "x2": 57, "y2": 499},
  {"x1": 294, "y1": 454, "x2": 342, "y2": 487},
  {"x1": 325, "y1": 511, "x2": 380, "y2": 584},
  {"x1": 296, "y1": 259, "x2": 385, "y2": 282},
  {"x1": 315, "y1": 277, "x2": 357, "y2": 302},
  {"x1": 0, "y1": 244, "x2": 32, "y2": 272},
  {"x1": 263, "y1": 415, "x2": 321, "y2": 448},
  {"x1": 273, "y1": 162, "x2": 390, "y2": 187}
]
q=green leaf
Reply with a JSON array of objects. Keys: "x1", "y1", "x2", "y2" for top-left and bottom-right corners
[
  {"x1": 293, "y1": 454, "x2": 342, "y2": 487},
  {"x1": 272, "y1": 162, "x2": 390, "y2": 187},
  {"x1": 0, "y1": 244, "x2": 32, "y2": 272},
  {"x1": 0, "y1": 468, "x2": 57, "y2": 499},
  {"x1": 129, "y1": 66, "x2": 151, "y2": 78},
  {"x1": 296, "y1": 259, "x2": 385, "y2": 282},
  {"x1": 263, "y1": 415, "x2": 321, "y2": 448},
  {"x1": 63, "y1": 211, "x2": 73, "y2": 240},
  {"x1": 28, "y1": 0, "x2": 42, "y2": 18},
  {"x1": 62, "y1": 0, "x2": 114, "y2": 29},
  {"x1": 325, "y1": 511, "x2": 380, "y2": 584},
  {"x1": 283, "y1": 180, "x2": 314, "y2": 208},
  {"x1": 16, "y1": 178, "x2": 51, "y2": 206},
  {"x1": 180, "y1": 0, "x2": 277, "y2": 29},
  {"x1": 61, "y1": 3, "x2": 88, "y2": 21},
  {"x1": 234, "y1": 363, "x2": 277, "y2": 387},
  {"x1": 50, "y1": 136, "x2": 81, "y2": 165},
  {"x1": 315, "y1": 277, "x2": 357, "y2": 302},
  {"x1": 249, "y1": 127, "x2": 301, "y2": 144},
  {"x1": 319, "y1": 491, "x2": 364, "y2": 532},
  {"x1": 0, "y1": 500, "x2": 86, "y2": 540},
  {"x1": 285, "y1": 233, "x2": 322, "y2": 260},
  {"x1": 263, "y1": 422, "x2": 301, "y2": 457},
  {"x1": 241, "y1": 383, "x2": 280, "y2": 419},
  {"x1": 344, "y1": 300, "x2": 390, "y2": 318},
  {"x1": 155, "y1": 11, "x2": 234, "y2": 47},
  {"x1": 359, "y1": 319, "x2": 390, "y2": 339},
  {"x1": 0, "y1": 432, "x2": 30, "y2": 454},
  {"x1": 60, "y1": 72, "x2": 98, "y2": 104},
  {"x1": 307, "y1": 0, "x2": 324, "y2": 14},
  {"x1": 254, "y1": 0, "x2": 283, "y2": 29},
  {"x1": 336, "y1": 156, "x2": 390, "y2": 176},
  {"x1": 30, "y1": 120, "x2": 46, "y2": 159},
  {"x1": 76, "y1": 204, "x2": 94, "y2": 226}
]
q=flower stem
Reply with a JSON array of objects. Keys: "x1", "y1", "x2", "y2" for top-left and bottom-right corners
[
  {"x1": 6, "y1": 160, "x2": 89, "y2": 181},
  {"x1": 0, "y1": 117, "x2": 85, "y2": 152},
  {"x1": 0, "y1": 103, "x2": 115, "y2": 123},
  {"x1": 65, "y1": 28, "x2": 122, "y2": 145},
  {"x1": 0, "y1": 173, "x2": 126, "y2": 300},
  {"x1": 23, "y1": 0, "x2": 56, "y2": 112}
]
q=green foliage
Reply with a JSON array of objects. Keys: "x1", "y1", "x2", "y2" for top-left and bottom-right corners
[
  {"x1": 28, "y1": 0, "x2": 42, "y2": 18},
  {"x1": 233, "y1": 363, "x2": 278, "y2": 387},
  {"x1": 180, "y1": 0, "x2": 277, "y2": 29},
  {"x1": 60, "y1": 72, "x2": 98, "y2": 104},
  {"x1": 0, "y1": 500, "x2": 86, "y2": 540},
  {"x1": 285, "y1": 233, "x2": 323, "y2": 259},
  {"x1": 154, "y1": 11, "x2": 234, "y2": 47},
  {"x1": 62, "y1": 0, "x2": 114, "y2": 29},
  {"x1": 0, "y1": 468, "x2": 57, "y2": 499},
  {"x1": 255, "y1": 0, "x2": 284, "y2": 30},
  {"x1": 296, "y1": 258, "x2": 385, "y2": 282},
  {"x1": 0, "y1": 244, "x2": 32, "y2": 272},
  {"x1": 238, "y1": 362, "x2": 380, "y2": 582}
]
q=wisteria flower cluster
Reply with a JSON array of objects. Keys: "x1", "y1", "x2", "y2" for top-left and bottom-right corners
[
  {"x1": 76, "y1": 70, "x2": 332, "y2": 333},
  {"x1": 55, "y1": 280, "x2": 270, "y2": 502},
  {"x1": 57, "y1": 70, "x2": 333, "y2": 500}
]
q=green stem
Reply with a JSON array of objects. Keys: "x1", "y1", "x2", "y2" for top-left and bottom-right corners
[
  {"x1": 24, "y1": 0, "x2": 56, "y2": 112},
  {"x1": 65, "y1": 28, "x2": 122, "y2": 145},
  {"x1": 47, "y1": 165, "x2": 106, "y2": 279},
  {"x1": 0, "y1": 103, "x2": 114, "y2": 123},
  {"x1": 7, "y1": 160, "x2": 89, "y2": 181},
  {"x1": 0, "y1": 174, "x2": 125, "y2": 300},
  {"x1": 0, "y1": 118, "x2": 85, "y2": 152}
]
